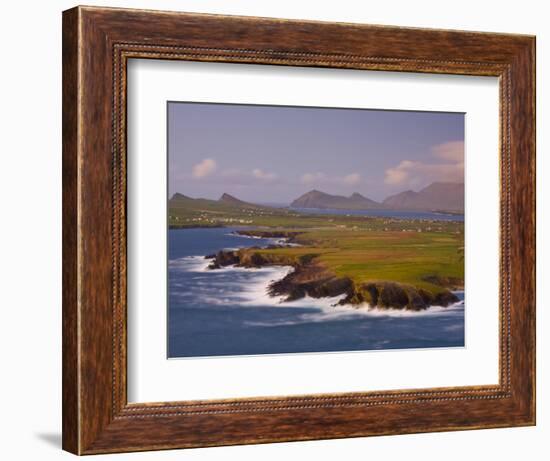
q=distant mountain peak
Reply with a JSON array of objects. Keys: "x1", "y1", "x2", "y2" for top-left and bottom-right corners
[
  {"x1": 218, "y1": 193, "x2": 268, "y2": 209},
  {"x1": 171, "y1": 192, "x2": 192, "y2": 200},
  {"x1": 303, "y1": 189, "x2": 324, "y2": 196},
  {"x1": 428, "y1": 181, "x2": 463, "y2": 187},
  {"x1": 383, "y1": 181, "x2": 463, "y2": 213},
  {"x1": 219, "y1": 192, "x2": 241, "y2": 203},
  {"x1": 291, "y1": 190, "x2": 381, "y2": 210}
]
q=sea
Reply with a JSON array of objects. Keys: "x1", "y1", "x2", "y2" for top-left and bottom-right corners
[
  {"x1": 290, "y1": 207, "x2": 464, "y2": 221},
  {"x1": 168, "y1": 215, "x2": 465, "y2": 358}
]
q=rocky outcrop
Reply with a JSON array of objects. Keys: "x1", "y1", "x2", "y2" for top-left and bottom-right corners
[
  {"x1": 206, "y1": 249, "x2": 459, "y2": 310},
  {"x1": 206, "y1": 248, "x2": 300, "y2": 270},
  {"x1": 206, "y1": 250, "x2": 241, "y2": 269},
  {"x1": 268, "y1": 261, "x2": 354, "y2": 302},
  {"x1": 340, "y1": 282, "x2": 458, "y2": 310}
]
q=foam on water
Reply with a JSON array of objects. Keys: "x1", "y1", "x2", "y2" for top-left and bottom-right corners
[
  {"x1": 169, "y1": 255, "x2": 211, "y2": 272},
  {"x1": 226, "y1": 232, "x2": 302, "y2": 248},
  {"x1": 244, "y1": 298, "x2": 464, "y2": 327},
  {"x1": 170, "y1": 257, "x2": 464, "y2": 326},
  {"x1": 168, "y1": 227, "x2": 465, "y2": 356}
]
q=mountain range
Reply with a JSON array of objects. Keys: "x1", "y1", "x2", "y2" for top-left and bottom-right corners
[
  {"x1": 382, "y1": 182, "x2": 464, "y2": 212},
  {"x1": 291, "y1": 182, "x2": 464, "y2": 213},
  {"x1": 170, "y1": 182, "x2": 464, "y2": 213},
  {"x1": 290, "y1": 190, "x2": 382, "y2": 210},
  {"x1": 170, "y1": 192, "x2": 271, "y2": 210}
]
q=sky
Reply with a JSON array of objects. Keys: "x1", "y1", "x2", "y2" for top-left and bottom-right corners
[{"x1": 168, "y1": 102, "x2": 464, "y2": 204}]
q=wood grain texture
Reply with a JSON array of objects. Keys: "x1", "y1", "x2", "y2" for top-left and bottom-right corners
[
  {"x1": 62, "y1": 7, "x2": 79, "y2": 454},
  {"x1": 62, "y1": 5, "x2": 536, "y2": 455}
]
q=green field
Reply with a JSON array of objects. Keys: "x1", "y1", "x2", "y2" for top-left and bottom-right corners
[
  {"x1": 169, "y1": 194, "x2": 464, "y2": 295},
  {"x1": 256, "y1": 229, "x2": 463, "y2": 293}
]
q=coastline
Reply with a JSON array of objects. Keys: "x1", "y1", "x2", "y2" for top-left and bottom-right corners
[
  {"x1": 168, "y1": 225, "x2": 465, "y2": 357},
  {"x1": 169, "y1": 223, "x2": 225, "y2": 230},
  {"x1": 205, "y1": 229, "x2": 460, "y2": 311}
]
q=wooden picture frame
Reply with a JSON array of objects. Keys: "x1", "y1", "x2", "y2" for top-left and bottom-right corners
[{"x1": 62, "y1": 5, "x2": 536, "y2": 455}]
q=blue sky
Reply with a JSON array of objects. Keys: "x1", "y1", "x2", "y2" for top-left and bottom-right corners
[{"x1": 168, "y1": 102, "x2": 464, "y2": 203}]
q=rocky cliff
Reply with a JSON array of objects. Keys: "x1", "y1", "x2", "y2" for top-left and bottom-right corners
[{"x1": 206, "y1": 248, "x2": 459, "y2": 310}]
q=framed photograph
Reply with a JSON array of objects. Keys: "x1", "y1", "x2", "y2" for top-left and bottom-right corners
[{"x1": 62, "y1": 6, "x2": 535, "y2": 455}]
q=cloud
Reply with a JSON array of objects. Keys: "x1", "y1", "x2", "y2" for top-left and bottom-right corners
[
  {"x1": 252, "y1": 169, "x2": 278, "y2": 181},
  {"x1": 301, "y1": 172, "x2": 326, "y2": 184},
  {"x1": 301, "y1": 172, "x2": 362, "y2": 187},
  {"x1": 385, "y1": 161, "x2": 463, "y2": 186},
  {"x1": 432, "y1": 141, "x2": 464, "y2": 162},
  {"x1": 384, "y1": 162, "x2": 412, "y2": 185},
  {"x1": 343, "y1": 173, "x2": 361, "y2": 186},
  {"x1": 196, "y1": 167, "x2": 280, "y2": 186},
  {"x1": 190, "y1": 160, "x2": 277, "y2": 185},
  {"x1": 192, "y1": 158, "x2": 217, "y2": 178},
  {"x1": 384, "y1": 141, "x2": 464, "y2": 187}
]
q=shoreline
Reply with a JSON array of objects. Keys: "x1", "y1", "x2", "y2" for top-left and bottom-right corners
[
  {"x1": 204, "y1": 230, "x2": 461, "y2": 312},
  {"x1": 169, "y1": 224, "x2": 225, "y2": 230},
  {"x1": 170, "y1": 254, "x2": 464, "y2": 318},
  {"x1": 168, "y1": 206, "x2": 465, "y2": 230}
]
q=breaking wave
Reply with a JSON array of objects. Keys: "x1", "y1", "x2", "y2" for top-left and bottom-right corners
[
  {"x1": 168, "y1": 227, "x2": 465, "y2": 356},
  {"x1": 169, "y1": 256, "x2": 464, "y2": 326}
]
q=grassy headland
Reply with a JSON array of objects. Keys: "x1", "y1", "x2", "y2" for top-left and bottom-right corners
[{"x1": 169, "y1": 194, "x2": 464, "y2": 310}]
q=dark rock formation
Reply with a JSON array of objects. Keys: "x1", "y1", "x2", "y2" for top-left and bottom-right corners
[
  {"x1": 269, "y1": 264, "x2": 354, "y2": 302},
  {"x1": 349, "y1": 282, "x2": 458, "y2": 310},
  {"x1": 207, "y1": 248, "x2": 459, "y2": 310},
  {"x1": 433, "y1": 290, "x2": 460, "y2": 306},
  {"x1": 207, "y1": 250, "x2": 240, "y2": 269},
  {"x1": 358, "y1": 282, "x2": 458, "y2": 311}
]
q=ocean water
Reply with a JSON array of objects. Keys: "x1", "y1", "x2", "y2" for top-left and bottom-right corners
[
  {"x1": 290, "y1": 207, "x2": 464, "y2": 222},
  {"x1": 168, "y1": 227, "x2": 465, "y2": 358}
]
